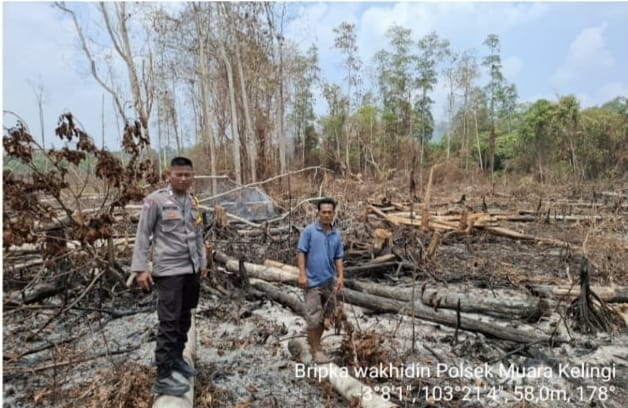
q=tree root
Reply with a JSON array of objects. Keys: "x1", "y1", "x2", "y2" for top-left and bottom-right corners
[{"x1": 567, "y1": 259, "x2": 626, "y2": 334}]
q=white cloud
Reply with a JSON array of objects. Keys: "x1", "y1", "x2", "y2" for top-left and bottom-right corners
[
  {"x1": 520, "y1": 82, "x2": 627, "y2": 109},
  {"x1": 552, "y1": 22, "x2": 615, "y2": 84},
  {"x1": 357, "y1": 2, "x2": 549, "y2": 60},
  {"x1": 597, "y1": 82, "x2": 628, "y2": 103},
  {"x1": 576, "y1": 82, "x2": 628, "y2": 108}
]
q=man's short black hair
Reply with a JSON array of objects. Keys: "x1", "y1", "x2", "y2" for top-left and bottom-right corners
[
  {"x1": 317, "y1": 197, "x2": 336, "y2": 211},
  {"x1": 170, "y1": 156, "x2": 193, "y2": 168}
]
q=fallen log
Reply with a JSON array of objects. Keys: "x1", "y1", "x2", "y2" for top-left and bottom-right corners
[
  {"x1": 215, "y1": 252, "x2": 296, "y2": 283},
  {"x1": 250, "y1": 279, "x2": 306, "y2": 316},
  {"x1": 236, "y1": 225, "x2": 292, "y2": 237},
  {"x1": 7, "y1": 258, "x2": 45, "y2": 273},
  {"x1": 340, "y1": 288, "x2": 566, "y2": 344},
  {"x1": 22, "y1": 284, "x2": 64, "y2": 304},
  {"x1": 217, "y1": 255, "x2": 566, "y2": 344},
  {"x1": 528, "y1": 284, "x2": 628, "y2": 303},
  {"x1": 368, "y1": 254, "x2": 398, "y2": 264},
  {"x1": 199, "y1": 205, "x2": 261, "y2": 227},
  {"x1": 383, "y1": 214, "x2": 459, "y2": 231},
  {"x1": 344, "y1": 280, "x2": 550, "y2": 321},
  {"x1": 600, "y1": 191, "x2": 628, "y2": 199},
  {"x1": 368, "y1": 205, "x2": 398, "y2": 226},
  {"x1": 288, "y1": 338, "x2": 397, "y2": 408},
  {"x1": 482, "y1": 226, "x2": 576, "y2": 249},
  {"x1": 264, "y1": 259, "x2": 409, "y2": 279}
]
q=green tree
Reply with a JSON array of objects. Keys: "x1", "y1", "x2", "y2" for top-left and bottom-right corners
[
  {"x1": 415, "y1": 31, "x2": 450, "y2": 175},
  {"x1": 516, "y1": 99, "x2": 555, "y2": 181},
  {"x1": 333, "y1": 21, "x2": 362, "y2": 174},
  {"x1": 290, "y1": 45, "x2": 320, "y2": 167},
  {"x1": 553, "y1": 95, "x2": 581, "y2": 178},
  {"x1": 372, "y1": 24, "x2": 416, "y2": 169},
  {"x1": 482, "y1": 33, "x2": 505, "y2": 179},
  {"x1": 454, "y1": 49, "x2": 481, "y2": 169}
]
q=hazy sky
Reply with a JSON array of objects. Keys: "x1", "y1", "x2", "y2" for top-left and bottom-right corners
[{"x1": 3, "y1": 1, "x2": 628, "y2": 150}]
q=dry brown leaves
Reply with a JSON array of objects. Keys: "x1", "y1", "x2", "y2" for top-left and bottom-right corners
[
  {"x1": 60, "y1": 363, "x2": 154, "y2": 408},
  {"x1": 339, "y1": 326, "x2": 390, "y2": 380},
  {"x1": 3, "y1": 112, "x2": 155, "y2": 254}
]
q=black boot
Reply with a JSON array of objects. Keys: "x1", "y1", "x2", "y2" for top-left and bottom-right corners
[
  {"x1": 173, "y1": 357, "x2": 198, "y2": 378},
  {"x1": 152, "y1": 372, "x2": 189, "y2": 396}
]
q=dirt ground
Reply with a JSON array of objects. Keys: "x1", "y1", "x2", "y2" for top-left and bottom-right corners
[{"x1": 3, "y1": 174, "x2": 628, "y2": 407}]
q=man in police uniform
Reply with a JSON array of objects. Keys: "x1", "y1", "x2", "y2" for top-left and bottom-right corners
[{"x1": 131, "y1": 156, "x2": 208, "y2": 396}]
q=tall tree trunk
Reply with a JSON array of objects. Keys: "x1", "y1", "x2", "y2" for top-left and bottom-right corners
[
  {"x1": 278, "y1": 39, "x2": 287, "y2": 175},
  {"x1": 100, "y1": 93, "x2": 105, "y2": 148},
  {"x1": 474, "y1": 109, "x2": 483, "y2": 171},
  {"x1": 157, "y1": 95, "x2": 164, "y2": 175},
  {"x1": 462, "y1": 115, "x2": 467, "y2": 169},
  {"x1": 489, "y1": 120, "x2": 496, "y2": 181},
  {"x1": 193, "y1": 3, "x2": 217, "y2": 194},
  {"x1": 170, "y1": 69, "x2": 182, "y2": 154},
  {"x1": 219, "y1": 46, "x2": 242, "y2": 185},
  {"x1": 234, "y1": 36, "x2": 256, "y2": 183},
  {"x1": 446, "y1": 77, "x2": 455, "y2": 162},
  {"x1": 100, "y1": 2, "x2": 154, "y2": 167}
]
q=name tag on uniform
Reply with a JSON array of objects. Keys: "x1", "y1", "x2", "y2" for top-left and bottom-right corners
[{"x1": 165, "y1": 210, "x2": 181, "y2": 220}]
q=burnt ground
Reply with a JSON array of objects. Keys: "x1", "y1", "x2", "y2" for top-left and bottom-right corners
[{"x1": 3, "y1": 175, "x2": 628, "y2": 407}]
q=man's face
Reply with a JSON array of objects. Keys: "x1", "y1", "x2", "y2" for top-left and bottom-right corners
[
  {"x1": 318, "y1": 203, "x2": 335, "y2": 226},
  {"x1": 168, "y1": 165, "x2": 194, "y2": 193}
]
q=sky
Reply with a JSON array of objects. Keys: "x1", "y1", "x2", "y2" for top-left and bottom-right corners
[{"x1": 2, "y1": 1, "x2": 628, "y2": 151}]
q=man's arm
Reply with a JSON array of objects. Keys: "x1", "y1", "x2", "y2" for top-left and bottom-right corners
[
  {"x1": 297, "y1": 252, "x2": 308, "y2": 289},
  {"x1": 296, "y1": 228, "x2": 311, "y2": 289},
  {"x1": 334, "y1": 233, "x2": 345, "y2": 290},
  {"x1": 131, "y1": 197, "x2": 158, "y2": 290},
  {"x1": 335, "y1": 258, "x2": 344, "y2": 290},
  {"x1": 196, "y1": 216, "x2": 208, "y2": 278}
]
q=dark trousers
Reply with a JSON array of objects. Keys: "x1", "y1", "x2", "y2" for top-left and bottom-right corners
[{"x1": 154, "y1": 273, "x2": 200, "y2": 378}]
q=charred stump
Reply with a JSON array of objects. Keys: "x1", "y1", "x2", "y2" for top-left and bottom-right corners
[{"x1": 567, "y1": 259, "x2": 626, "y2": 334}]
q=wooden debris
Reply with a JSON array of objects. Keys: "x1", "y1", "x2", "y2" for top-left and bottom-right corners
[
  {"x1": 567, "y1": 260, "x2": 626, "y2": 334},
  {"x1": 287, "y1": 338, "x2": 398, "y2": 408},
  {"x1": 527, "y1": 284, "x2": 628, "y2": 303},
  {"x1": 215, "y1": 255, "x2": 567, "y2": 345},
  {"x1": 344, "y1": 280, "x2": 550, "y2": 321}
]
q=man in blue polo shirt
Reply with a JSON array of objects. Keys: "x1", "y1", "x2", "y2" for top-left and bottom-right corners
[{"x1": 297, "y1": 197, "x2": 345, "y2": 363}]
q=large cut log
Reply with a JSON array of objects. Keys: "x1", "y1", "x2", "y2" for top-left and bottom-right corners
[
  {"x1": 153, "y1": 313, "x2": 199, "y2": 408},
  {"x1": 250, "y1": 279, "x2": 306, "y2": 316},
  {"x1": 527, "y1": 284, "x2": 628, "y2": 303},
  {"x1": 261, "y1": 261, "x2": 549, "y2": 319},
  {"x1": 288, "y1": 338, "x2": 397, "y2": 408},
  {"x1": 215, "y1": 251, "x2": 296, "y2": 283},
  {"x1": 20, "y1": 284, "x2": 64, "y2": 304},
  {"x1": 344, "y1": 280, "x2": 550, "y2": 320},
  {"x1": 263, "y1": 259, "x2": 407, "y2": 278},
  {"x1": 216, "y1": 255, "x2": 566, "y2": 344},
  {"x1": 340, "y1": 288, "x2": 566, "y2": 344},
  {"x1": 482, "y1": 226, "x2": 576, "y2": 249}
]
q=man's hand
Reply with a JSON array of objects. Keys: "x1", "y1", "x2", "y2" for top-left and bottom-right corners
[
  {"x1": 297, "y1": 252, "x2": 308, "y2": 289},
  {"x1": 298, "y1": 273, "x2": 308, "y2": 289},
  {"x1": 200, "y1": 267, "x2": 208, "y2": 278},
  {"x1": 136, "y1": 271, "x2": 154, "y2": 292},
  {"x1": 336, "y1": 276, "x2": 344, "y2": 291}
]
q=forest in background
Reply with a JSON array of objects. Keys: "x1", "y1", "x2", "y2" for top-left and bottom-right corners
[{"x1": 4, "y1": 2, "x2": 628, "y2": 188}]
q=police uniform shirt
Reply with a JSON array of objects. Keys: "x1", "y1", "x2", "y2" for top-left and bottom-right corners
[{"x1": 131, "y1": 187, "x2": 206, "y2": 277}]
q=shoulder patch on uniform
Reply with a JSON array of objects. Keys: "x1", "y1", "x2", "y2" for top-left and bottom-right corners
[{"x1": 143, "y1": 199, "x2": 154, "y2": 210}]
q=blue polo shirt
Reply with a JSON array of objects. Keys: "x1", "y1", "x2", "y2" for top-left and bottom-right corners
[{"x1": 297, "y1": 221, "x2": 344, "y2": 288}]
